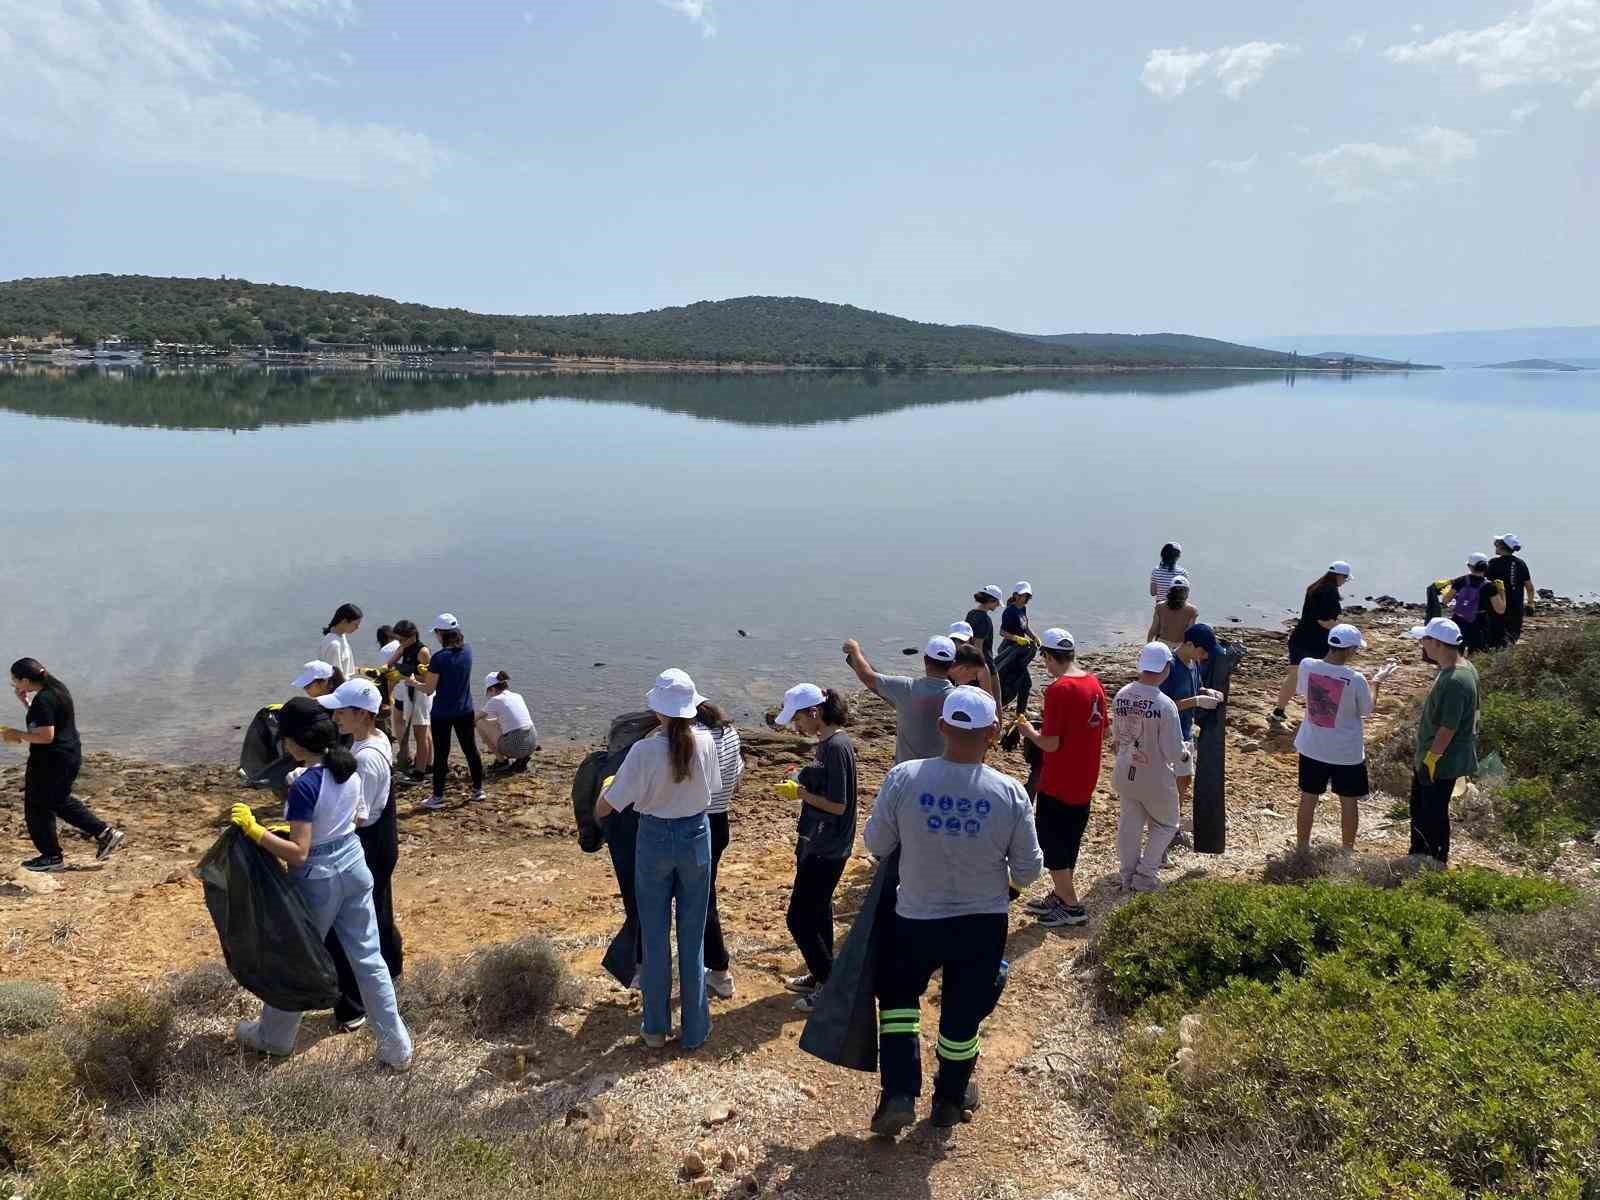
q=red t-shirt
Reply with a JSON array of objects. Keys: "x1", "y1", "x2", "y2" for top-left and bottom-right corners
[{"x1": 1038, "y1": 672, "x2": 1108, "y2": 805}]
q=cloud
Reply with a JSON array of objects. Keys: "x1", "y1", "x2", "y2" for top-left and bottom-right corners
[
  {"x1": 335, "y1": 48, "x2": 354, "y2": 66},
  {"x1": 658, "y1": 0, "x2": 715, "y2": 38},
  {"x1": 1299, "y1": 126, "x2": 1477, "y2": 202},
  {"x1": 202, "y1": 0, "x2": 356, "y2": 27},
  {"x1": 1510, "y1": 100, "x2": 1541, "y2": 122},
  {"x1": 1207, "y1": 154, "x2": 1259, "y2": 173},
  {"x1": 0, "y1": 0, "x2": 442, "y2": 184},
  {"x1": 1140, "y1": 41, "x2": 1297, "y2": 100},
  {"x1": 1343, "y1": 32, "x2": 1367, "y2": 52},
  {"x1": 1383, "y1": 0, "x2": 1600, "y2": 108}
]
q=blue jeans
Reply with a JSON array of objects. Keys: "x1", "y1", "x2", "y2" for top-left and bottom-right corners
[
  {"x1": 253, "y1": 835, "x2": 413, "y2": 1067},
  {"x1": 635, "y1": 812, "x2": 712, "y2": 1049}
]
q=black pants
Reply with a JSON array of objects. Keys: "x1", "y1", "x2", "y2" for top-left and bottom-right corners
[
  {"x1": 23, "y1": 756, "x2": 104, "y2": 858},
  {"x1": 1410, "y1": 769, "x2": 1456, "y2": 863},
  {"x1": 329, "y1": 799, "x2": 404, "y2": 1023},
  {"x1": 704, "y1": 811, "x2": 731, "y2": 972},
  {"x1": 430, "y1": 711, "x2": 483, "y2": 796},
  {"x1": 787, "y1": 853, "x2": 848, "y2": 983},
  {"x1": 877, "y1": 912, "x2": 1007, "y2": 1104}
]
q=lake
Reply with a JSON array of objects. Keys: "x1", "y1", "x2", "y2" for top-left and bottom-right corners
[{"x1": 2, "y1": 364, "x2": 1597, "y2": 761}]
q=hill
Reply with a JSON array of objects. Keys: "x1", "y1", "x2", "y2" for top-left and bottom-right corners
[
  {"x1": 0, "y1": 274, "x2": 1319, "y2": 369},
  {"x1": 1254, "y1": 324, "x2": 1600, "y2": 366},
  {"x1": 1478, "y1": 358, "x2": 1588, "y2": 371},
  {"x1": 1308, "y1": 350, "x2": 1420, "y2": 367}
]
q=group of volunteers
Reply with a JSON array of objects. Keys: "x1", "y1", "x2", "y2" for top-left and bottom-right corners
[{"x1": 0, "y1": 534, "x2": 1532, "y2": 1129}]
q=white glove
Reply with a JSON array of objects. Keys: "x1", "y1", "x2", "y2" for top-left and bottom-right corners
[
  {"x1": 1372, "y1": 661, "x2": 1399, "y2": 684},
  {"x1": 1194, "y1": 693, "x2": 1220, "y2": 710}
]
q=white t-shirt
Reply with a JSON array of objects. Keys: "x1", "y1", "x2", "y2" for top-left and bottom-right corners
[
  {"x1": 484, "y1": 690, "x2": 534, "y2": 734},
  {"x1": 319, "y1": 632, "x2": 355, "y2": 680},
  {"x1": 1111, "y1": 681, "x2": 1187, "y2": 804},
  {"x1": 351, "y1": 731, "x2": 394, "y2": 826},
  {"x1": 284, "y1": 764, "x2": 364, "y2": 846},
  {"x1": 606, "y1": 728, "x2": 722, "y2": 820},
  {"x1": 1294, "y1": 659, "x2": 1374, "y2": 766}
]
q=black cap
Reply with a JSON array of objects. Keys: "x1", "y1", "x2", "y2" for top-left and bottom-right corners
[{"x1": 276, "y1": 696, "x2": 334, "y2": 744}]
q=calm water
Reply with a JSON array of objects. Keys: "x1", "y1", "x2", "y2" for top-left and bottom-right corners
[{"x1": 2, "y1": 365, "x2": 1597, "y2": 761}]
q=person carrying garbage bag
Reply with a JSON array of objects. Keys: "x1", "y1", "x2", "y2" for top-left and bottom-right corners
[
  {"x1": 861, "y1": 685, "x2": 1043, "y2": 1137},
  {"x1": 230, "y1": 697, "x2": 412, "y2": 1071}
]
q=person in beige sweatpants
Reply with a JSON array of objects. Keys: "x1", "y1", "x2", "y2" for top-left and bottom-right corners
[{"x1": 1111, "y1": 643, "x2": 1190, "y2": 892}]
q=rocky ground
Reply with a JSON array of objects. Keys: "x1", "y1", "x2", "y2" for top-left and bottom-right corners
[{"x1": 3, "y1": 608, "x2": 1596, "y2": 1200}]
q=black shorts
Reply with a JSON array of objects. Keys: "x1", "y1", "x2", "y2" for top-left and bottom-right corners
[
  {"x1": 1034, "y1": 794, "x2": 1090, "y2": 871},
  {"x1": 1297, "y1": 755, "x2": 1369, "y2": 798}
]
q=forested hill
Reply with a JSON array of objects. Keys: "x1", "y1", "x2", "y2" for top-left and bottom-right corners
[{"x1": 0, "y1": 274, "x2": 1309, "y2": 369}]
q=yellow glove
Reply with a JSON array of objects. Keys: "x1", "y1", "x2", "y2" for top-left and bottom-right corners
[
  {"x1": 600, "y1": 775, "x2": 615, "y2": 794},
  {"x1": 1422, "y1": 751, "x2": 1442, "y2": 782},
  {"x1": 775, "y1": 779, "x2": 799, "y2": 802},
  {"x1": 267, "y1": 823, "x2": 291, "y2": 836},
  {"x1": 230, "y1": 803, "x2": 268, "y2": 844}
]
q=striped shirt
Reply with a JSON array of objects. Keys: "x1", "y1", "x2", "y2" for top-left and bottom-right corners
[
  {"x1": 1150, "y1": 566, "x2": 1187, "y2": 598},
  {"x1": 704, "y1": 724, "x2": 744, "y2": 815}
]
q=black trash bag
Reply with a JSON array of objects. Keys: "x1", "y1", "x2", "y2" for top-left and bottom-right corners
[
  {"x1": 995, "y1": 640, "x2": 1037, "y2": 711},
  {"x1": 600, "y1": 805, "x2": 642, "y2": 986},
  {"x1": 577, "y1": 711, "x2": 661, "y2": 986},
  {"x1": 197, "y1": 826, "x2": 339, "y2": 1012},
  {"x1": 1426, "y1": 581, "x2": 1445, "y2": 620},
  {"x1": 800, "y1": 850, "x2": 900, "y2": 1072},
  {"x1": 572, "y1": 750, "x2": 611, "y2": 853},
  {"x1": 1193, "y1": 639, "x2": 1247, "y2": 855},
  {"x1": 239, "y1": 704, "x2": 295, "y2": 796}
]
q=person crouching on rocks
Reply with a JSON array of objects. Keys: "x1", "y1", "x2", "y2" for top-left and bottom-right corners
[
  {"x1": 231, "y1": 697, "x2": 412, "y2": 1071},
  {"x1": 772, "y1": 683, "x2": 857, "y2": 1014},
  {"x1": 477, "y1": 670, "x2": 538, "y2": 774}
]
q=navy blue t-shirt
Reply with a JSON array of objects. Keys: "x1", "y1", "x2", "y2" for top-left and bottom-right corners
[
  {"x1": 1160, "y1": 654, "x2": 1200, "y2": 740},
  {"x1": 429, "y1": 644, "x2": 474, "y2": 719}
]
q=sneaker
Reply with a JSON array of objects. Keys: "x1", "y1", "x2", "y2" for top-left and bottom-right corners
[
  {"x1": 1170, "y1": 830, "x2": 1194, "y2": 850},
  {"x1": 783, "y1": 972, "x2": 818, "y2": 995},
  {"x1": 1036, "y1": 897, "x2": 1087, "y2": 928},
  {"x1": 379, "y1": 1056, "x2": 413, "y2": 1074},
  {"x1": 870, "y1": 1093, "x2": 917, "y2": 1138},
  {"x1": 94, "y1": 827, "x2": 125, "y2": 862},
  {"x1": 510, "y1": 756, "x2": 531, "y2": 774},
  {"x1": 792, "y1": 993, "x2": 817, "y2": 1014},
  {"x1": 488, "y1": 759, "x2": 514, "y2": 775},
  {"x1": 471, "y1": 788, "x2": 487, "y2": 803},
  {"x1": 706, "y1": 969, "x2": 735, "y2": 1000},
  {"x1": 234, "y1": 1019, "x2": 290, "y2": 1058},
  {"x1": 931, "y1": 1098, "x2": 968, "y2": 1128},
  {"x1": 336, "y1": 1015, "x2": 367, "y2": 1033},
  {"x1": 421, "y1": 795, "x2": 447, "y2": 811},
  {"x1": 406, "y1": 768, "x2": 429, "y2": 783},
  {"x1": 640, "y1": 1029, "x2": 668, "y2": 1049},
  {"x1": 1023, "y1": 892, "x2": 1058, "y2": 916},
  {"x1": 1130, "y1": 875, "x2": 1165, "y2": 894},
  {"x1": 21, "y1": 855, "x2": 64, "y2": 873}
]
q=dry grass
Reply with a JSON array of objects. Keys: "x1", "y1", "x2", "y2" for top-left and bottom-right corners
[{"x1": 0, "y1": 981, "x2": 63, "y2": 1037}]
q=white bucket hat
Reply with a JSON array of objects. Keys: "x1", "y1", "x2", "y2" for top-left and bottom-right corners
[{"x1": 646, "y1": 668, "x2": 706, "y2": 718}]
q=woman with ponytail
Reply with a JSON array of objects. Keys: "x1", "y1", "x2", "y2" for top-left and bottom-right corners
[
  {"x1": 772, "y1": 684, "x2": 857, "y2": 1010},
  {"x1": 230, "y1": 696, "x2": 412, "y2": 1070},
  {"x1": 593, "y1": 669, "x2": 722, "y2": 1051},
  {"x1": 5, "y1": 658, "x2": 123, "y2": 871},
  {"x1": 318, "y1": 603, "x2": 363, "y2": 681}
]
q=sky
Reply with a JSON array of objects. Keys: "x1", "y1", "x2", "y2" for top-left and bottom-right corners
[{"x1": 0, "y1": 0, "x2": 1596, "y2": 339}]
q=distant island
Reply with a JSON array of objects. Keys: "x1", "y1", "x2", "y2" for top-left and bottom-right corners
[
  {"x1": 1477, "y1": 358, "x2": 1589, "y2": 372},
  {"x1": 0, "y1": 274, "x2": 1431, "y2": 371}
]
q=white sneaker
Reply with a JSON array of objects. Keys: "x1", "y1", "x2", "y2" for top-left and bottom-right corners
[
  {"x1": 706, "y1": 969, "x2": 735, "y2": 999},
  {"x1": 471, "y1": 788, "x2": 487, "y2": 803},
  {"x1": 234, "y1": 1019, "x2": 289, "y2": 1058},
  {"x1": 421, "y1": 795, "x2": 446, "y2": 811}
]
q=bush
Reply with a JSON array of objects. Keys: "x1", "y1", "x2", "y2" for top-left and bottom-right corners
[
  {"x1": 1488, "y1": 776, "x2": 1587, "y2": 846},
  {"x1": 1478, "y1": 693, "x2": 1599, "y2": 781},
  {"x1": 1113, "y1": 961, "x2": 1600, "y2": 1198},
  {"x1": 0, "y1": 980, "x2": 63, "y2": 1036},
  {"x1": 1260, "y1": 846, "x2": 1438, "y2": 889},
  {"x1": 1093, "y1": 880, "x2": 1493, "y2": 1013},
  {"x1": 1401, "y1": 864, "x2": 1577, "y2": 913},
  {"x1": 1477, "y1": 620, "x2": 1600, "y2": 716},
  {"x1": 69, "y1": 989, "x2": 175, "y2": 1101},
  {"x1": 163, "y1": 961, "x2": 243, "y2": 1014},
  {"x1": 0, "y1": 1033, "x2": 84, "y2": 1169},
  {"x1": 1483, "y1": 900, "x2": 1600, "y2": 996},
  {"x1": 468, "y1": 936, "x2": 570, "y2": 1035}
]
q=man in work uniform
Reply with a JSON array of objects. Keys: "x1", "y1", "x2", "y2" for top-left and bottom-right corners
[{"x1": 862, "y1": 685, "x2": 1044, "y2": 1136}]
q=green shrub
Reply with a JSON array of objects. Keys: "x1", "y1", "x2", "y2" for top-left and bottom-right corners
[
  {"x1": 1093, "y1": 880, "x2": 1492, "y2": 1013},
  {"x1": 1479, "y1": 693, "x2": 1599, "y2": 781},
  {"x1": 468, "y1": 936, "x2": 570, "y2": 1035},
  {"x1": 0, "y1": 1033, "x2": 84, "y2": 1169},
  {"x1": 1113, "y1": 960, "x2": 1600, "y2": 1198},
  {"x1": 69, "y1": 989, "x2": 175, "y2": 1101},
  {"x1": 1488, "y1": 776, "x2": 1587, "y2": 846},
  {"x1": 1401, "y1": 864, "x2": 1577, "y2": 913},
  {"x1": 0, "y1": 980, "x2": 64, "y2": 1036},
  {"x1": 1477, "y1": 620, "x2": 1600, "y2": 717}
]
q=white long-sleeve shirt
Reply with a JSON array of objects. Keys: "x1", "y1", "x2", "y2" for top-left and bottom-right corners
[
  {"x1": 605, "y1": 728, "x2": 723, "y2": 819},
  {"x1": 1111, "y1": 681, "x2": 1188, "y2": 804},
  {"x1": 318, "y1": 631, "x2": 355, "y2": 680}
]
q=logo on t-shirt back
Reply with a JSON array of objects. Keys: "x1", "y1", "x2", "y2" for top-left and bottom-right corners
[{"x1": 1306, "y1": 672, "x2": 1347, "y2": 729}]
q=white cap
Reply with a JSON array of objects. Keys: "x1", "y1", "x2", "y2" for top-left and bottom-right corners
[
  {"x1": 483, "y1": 671, "x2": 507, "y2": 692},
  {"x1": 924, "y1": 635, "x2": 957, "y2": 662},
  {"x1": 292, "y1": 660, "x2": 334, "y2": 689},
  {"x1": 378, "y1": 639, "x2": 400, "y2": 661},
  {"x1": 941, "y1": 685, "x2": 998, "y2": 730},
  {"x1": 1328, "y1": 561, "x2": 1352, "y2": 577},
  {"x1": 1327, "y1": 623, "x2": 1367, "y2": 650},
  {"x1": 1168, "y1": 575, "x2": 1190, "y2": 589},
  {"x1": 432, "y1": 612, "x2": 460, "y2": 631},
  {"x1": 1407, "y1": 617, "x2": 1463, "y2": 646},
  {"x1": 980, "y1": 584, "x2": 1005, "y2": 602},
  {"x1": 317, "y1": 677, "x2": 382, "y2": 714},
  {"x1": 1467, "y1": 552, "x2": 1489, "y2": 568},
  {"x1": 1041, "y1": 627, "x2": 1075, "y2": 652},
  {"x1": 646, "y1": 668, "x2": 706, "y2": 718},
  {"x1": 1013, "y1": 581, "x2": 1033, "y2": 597},
  {"x1": 947, "y1": 620, "x2": 974, "y2": 642},
  {"x1": 1138, "y1": 642, "x2": 1173, "y2": 673},
  {"x1": 775, "y1": 682, "x2": 826, "y2": 726},
  {"x1": 1169, "y1": 541, "x2": 1183, "y2": 553},
  {"x1": 1498, "y1": 534, "x2": 1522, "y2": 551}
]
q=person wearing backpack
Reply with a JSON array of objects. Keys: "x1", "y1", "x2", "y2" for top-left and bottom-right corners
[
  {"x1": 1440, "y1": 554, "x2": 1506, "y2": 654},
  {"x1": 1485, "y1": 535, "x2": 1535, "y2": 646}
]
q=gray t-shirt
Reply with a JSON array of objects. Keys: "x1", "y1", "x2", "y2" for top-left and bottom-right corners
[
  {"x1": 874, "y1": 674, "x2": 953, "y2": 764},
  {"x1": 863, "y1": 757, "x2": 1044, "y2": 920}
]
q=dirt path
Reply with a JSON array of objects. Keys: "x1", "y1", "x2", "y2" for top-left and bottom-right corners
[{"x1": 0, "y1": 612, "x2": 1585, "y2": 1199}]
